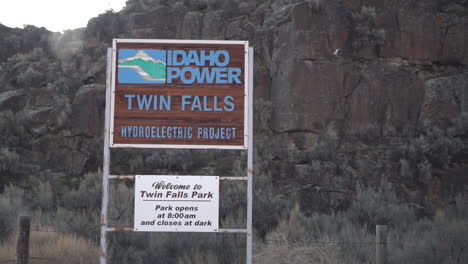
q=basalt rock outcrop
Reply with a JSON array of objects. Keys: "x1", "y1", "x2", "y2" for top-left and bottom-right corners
[{"x1": 0, "y1": 0, "x2": 467, "y2": 208}]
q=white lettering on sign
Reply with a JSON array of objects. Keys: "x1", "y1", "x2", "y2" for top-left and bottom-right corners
[{"x1": 134, "y1": 175, "x2": 219, "y2": 232}]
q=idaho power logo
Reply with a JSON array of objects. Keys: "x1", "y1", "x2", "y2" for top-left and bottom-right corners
[{"x1": 118, "y1": 49, "x2": 242, "y2": 84}]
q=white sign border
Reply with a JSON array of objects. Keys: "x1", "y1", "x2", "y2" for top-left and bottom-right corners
[
  {"x1": 134, "y1": 175, "x2": 219, "y2": 233},
  {"x1": 109, "y1": 39, "x2": 249, "y2": 150}
]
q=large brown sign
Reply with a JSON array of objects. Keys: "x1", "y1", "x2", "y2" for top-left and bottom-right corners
[{"x1": 110, "y1": 39, "x2": 249, "y2": 149}]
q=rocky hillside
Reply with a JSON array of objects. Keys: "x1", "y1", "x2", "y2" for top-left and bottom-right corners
[{"x1": 0, "y1": 0, "x2": 467, "y2": 208}]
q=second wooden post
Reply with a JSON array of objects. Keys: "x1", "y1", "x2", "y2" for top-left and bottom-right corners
[{"x1": 16, "y1": 216, "x2": 30, "y2": 264}]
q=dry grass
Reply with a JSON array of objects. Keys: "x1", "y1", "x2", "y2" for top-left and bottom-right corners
[
  {"x1": 0, "y1": 228, "x2": 99, "y2": 264},
  {"x1": 0, "y1": 234, "x2": 15, "y2": 262},
  {"x1": 254, "y1": 242, "x2": 340, "y2": 264},
  {"x1": 253, "y1": 204, "x2": 341, "y2": 264}
]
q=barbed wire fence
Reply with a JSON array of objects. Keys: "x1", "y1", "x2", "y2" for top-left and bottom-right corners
[
  {"x1": 0, "y1": 217, "x2": 440, "y2": 264},
  {"x1": 0, "y1": 216, "x2": 99, "y2": 264}
]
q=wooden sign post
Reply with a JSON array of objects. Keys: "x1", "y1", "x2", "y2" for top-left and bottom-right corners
[{"x1": 100, "y1": 39, "x2": 253, "y2": 264}]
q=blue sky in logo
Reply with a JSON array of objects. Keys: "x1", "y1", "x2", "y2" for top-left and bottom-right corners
[
  {"x1": 118, "y1": 49, "x2": 166, "y2": 61},
  {"x1": 118, "y1": 49, "x2": 166, "y2": 84}
]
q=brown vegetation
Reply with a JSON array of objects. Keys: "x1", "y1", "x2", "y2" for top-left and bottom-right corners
[{"x1": 0, "y1": 229, "x2": 98, "y2": 264}]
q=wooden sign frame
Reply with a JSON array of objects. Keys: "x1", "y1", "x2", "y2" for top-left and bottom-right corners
[{"x1": 109, "y1": 39, "x2": 249, "y2": 149}]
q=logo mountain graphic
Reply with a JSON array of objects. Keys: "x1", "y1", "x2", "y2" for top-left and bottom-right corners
[{"x1": 118, "y1": 50, "x2": 166, "y2": 83}]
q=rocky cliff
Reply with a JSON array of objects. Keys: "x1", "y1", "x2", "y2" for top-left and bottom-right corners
[{"x1": 0, "y1": 0, "x2": 467, "y2": 209}]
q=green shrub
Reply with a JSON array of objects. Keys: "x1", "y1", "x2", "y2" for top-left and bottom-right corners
[
  {"x1": 29, "y1": 181, "x2": 54, "y2": 211},
  {"x1": 109, "y1": 232, "x2": 246, "y2": 264},
  {"x1": 0, "y1": 148, "x2": 19, "y2": 173},
  {"x1": 255, "y1": 180, "x2": 468, "y2": 264},
  {"x1": 258, "y1": 203, "x2": 373, "y2": 263},
  {"x1": 177, "y1": 249, "x2": 219, "y2": 264},
  {"x1": 61, "y1": 170, "x2": 102, "y2": 212},
  {"x1": 0, "y1": 185, "x2": 27, "y2": 241},
  {"x1": 346, "y1": 181, "x2": 415, "y2": 227},
  {"x1": 389, "y1": 196, "x2": 468, "y2": 263},
  {"x1": 108, "y1": 180, "x2": 134, "y2": 227},
  {"x1": 351, "y1": 6, "x2": 385, "y2": 50},
  {"x1": 0, "y1": 148, "x2": 20, "y2": 188}
]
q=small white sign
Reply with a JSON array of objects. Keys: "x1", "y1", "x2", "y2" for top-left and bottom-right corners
[{"x1": 134, "y1": 175, "x2": 219, "y2": 232}]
